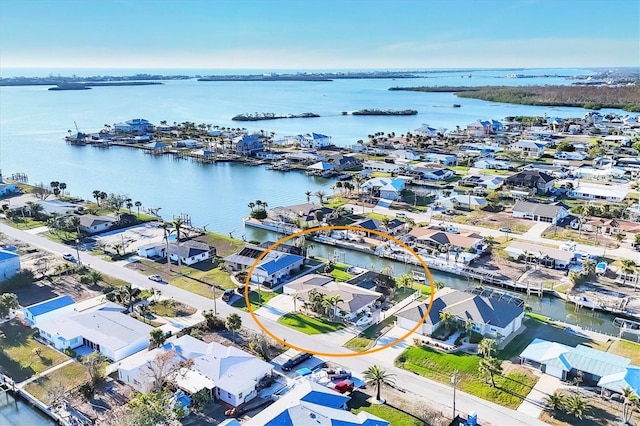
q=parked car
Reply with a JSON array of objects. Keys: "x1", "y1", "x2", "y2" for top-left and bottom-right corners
[
  {"x1": 333, "y1": 379, "x2": 355, "y2": 394},
  {"x1": 281, "y1": 352, "x2": 312, "y2": 371},
  {"x1": 222, "y1": 289, "x2": 234, "y2": 302},
  {"x1": 499, "y1": 227, "x2": 511, "y2": 233},
  {"x1": 323, "y1": 367, "x2": 352, "y2": 380},
  {"x1": 62, "y1": 253, "x2": 75, "y2": 262},
  {"x1": 395, "y1": 212, "x2": 407, "y2": 219},
  {"x1": 148, "y1": 274, "x2": 163, "y2": 282},
  {"x1": 356, "y1": 315, "x2": 373, "y2": 327}
]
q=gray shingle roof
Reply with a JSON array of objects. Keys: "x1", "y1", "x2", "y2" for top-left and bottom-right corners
[{"x1": 513, "y1": 200, "x2": 566, "y2": 218}]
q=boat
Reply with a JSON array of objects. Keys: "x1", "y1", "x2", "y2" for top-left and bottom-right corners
[
  {"x1": 595, "y1": 262, "x2": 608, "y2": 275},
  {"x1": 453, "y1": 104, "x2": 461, "y2": 108}
]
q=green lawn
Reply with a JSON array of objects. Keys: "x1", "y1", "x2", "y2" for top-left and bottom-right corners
[
  {"x1": 331, "y1": 262, "x2": 355, "y2": 282},
  {"x1": 325, "y1": 197, "x2": 347, "y2": 208},
  {"x1": 23, "y1": 362, "x2": 90, "y2": 405},
  {"x1": 608, "y1": 340, "x2": 640, "y2": 365},
  {"x1": 5, "y1": 217, "x2": 47, "y2": 230},
  {"x1": 396, "y1": 345, "x2": 538, "y2": 409},
  {"x1": 231, "y1": 290, "x2": 278, "y2": 311},
  {"x1": 149, "y1": 300, "x2": 197, "y2": 317},
  {"x1": 277, "y1": 313, "x2": 345, "y2": 335},
  {"x1": 344, "y1": 317, "x2": 395, "y2": 352},
  {"x1": 0, "y1": 322, "x2": 70, "y2": 382},
  {"x1": 199, "y1": 232, "x2": 245, "y2": 257},
  {"x1": 349, "y1": 392, "x2": 424, "y2": 426},
  {"x1": 170, "y1": 265, "x2": 236, "y2": 297}
]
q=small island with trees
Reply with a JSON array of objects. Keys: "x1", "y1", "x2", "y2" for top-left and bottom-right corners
[
  {"x1": 388, "y1": 85, "x2": 640, "y2": 112},
  {"x1": 350, "y1": 109, "x2": 418, "y2": 116},
  {"x1": 231, "y1": 112, "x2": 320, "y2": 121}
]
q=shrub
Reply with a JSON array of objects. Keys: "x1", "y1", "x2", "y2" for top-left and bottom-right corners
[
  {"x1": 0, "y1": 269, "x2": 35, "y2": 291},
  {"x1": 469, "y1": 331, "x2": 483, "y2": 344},
  {"x1": 64, "y1": 348, "x2": 77, "y2": 358},
  {"x1": 79, "y1": 383, "x2": 95, "y2": 399},
  {"x1": 250, "y1": 209, "x2": 267, "y2": 220}
]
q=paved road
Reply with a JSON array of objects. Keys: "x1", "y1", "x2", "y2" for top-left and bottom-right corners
[{"x1": 0, "y1": 222, "x2": 546, "y2": 425}]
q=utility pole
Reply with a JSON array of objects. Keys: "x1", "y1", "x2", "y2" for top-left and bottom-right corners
[
  {"x1": 451, "y1": 369, "x2": 459, "y2": 420},
  {"x1": 211, "y1": 285, "x2": 218, "y2": 315}
]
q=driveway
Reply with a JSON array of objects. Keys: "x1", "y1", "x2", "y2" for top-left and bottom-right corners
[
  {"x1": 517, "y1": 373, "x2": 563, "y2": 418},
  {"x1": 254, "y1": 294, "x2": 293, "y2": 321}
]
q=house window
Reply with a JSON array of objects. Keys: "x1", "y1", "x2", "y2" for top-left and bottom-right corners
[
  {"x1": 227, "y1": 392, "x2": 233, "y2": 399},
  {"x1": 238, "y1": 392, "x2": 243, "y2": 399}
]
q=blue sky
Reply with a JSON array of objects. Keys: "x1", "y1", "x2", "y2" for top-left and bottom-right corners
[{"x1": 1, "y1": 0, "x2": 638, "y2": 69}]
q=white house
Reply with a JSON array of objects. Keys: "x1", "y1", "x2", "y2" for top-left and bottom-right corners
[
  {"x1": 116, "y1": 335, "x2": 273, "y2": 407},
  {"x1": 504, "y1": 241, "x2": 575, "y2": 269},
  {"x1": 361, "y1": 177, "x2": 405, "y2": 201},
  {"x1": 509, "y1": 140, "x2": 546, "y2": 159},
  {"x1": 438, "y1": 195, "x2": 487, "y2": 211},
  {"x1": 137, "y1": 242, "x2": 166, "y2": 258},
  {"x1": 423, "y1": 153, "x2": 457, "y2": 165},
  {"x1": 175, "y1": 139, "x2": 203, "y2": 148},
  {"x1": 459, "y1": 175, "x2": 504, "y2": 190},
  {"x1": 473, "y1": 158, "x2": 512, "y2": 170},
  {"x1": 467, "y1": 120, "x2": 492, "y2": 136},
  {"x1": 252, "y1": 252, "x2": 305, "y2": 287},
  {"x1": 0, "y1": 249, "x2": 21, "y2": 282},
  {"x1": 114, "y1": 118, "x2": 154, "y2": 134},
  {"x1": 554, "y1": 151, "x2": 586, "y2": 161},
  {"x1": 389, "y1": 149, "x2": 420, "y2": 161},
  {"x1": 362, "y1": 161, "x2": 403, "y2": 173},
  {"x1": 571, "y1": 167, "x2": 627, "y2": 181},
  {"x1": 512, "y1": 200, "x2": 569, "y2": 224},
  {"x1": 79, "y1": 214, "x2": 117, "y2": 234},
  {"x1": 411, "y1": 166, "x2": 454, "y2": 181},
  {"x1": 22, "y1": 295, "x2": 75, "y2": 326},
  {"x1": 297, "y1": 133, "x2": 332, "y2": 149},
  {"x1": 414, "y1": 123, "x2": 438, "y2": 138},
  {"x1": 37, "y1": 301, "x2": 152, "y2": 361},
  {"x1": 568, "y1": 184, "x2": 629, "y2": 203},
  {"x1": 168, "y1": 241, "x2": 213, "y2": 266},
  {"x1": 396, "y1": 288, "x2": 524, "y2": 340}
]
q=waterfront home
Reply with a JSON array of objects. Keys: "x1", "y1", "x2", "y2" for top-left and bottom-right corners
[
  {"x1": 224, "y1": 245, "x2": 266, "y2": 272},
  {"x1": 423, "y1": 152, "x2": 457, "y2": 165},
  {"x1": 571, "y1": 166, "x2": 627, "y2": 181},
  {"x1": 504, "y1": 170, "x2": 556, "y2": 194},
  {"x1": 520, "y1": 338, "x2": 636, "y2": 391},
  {"x1": 22, "y1": 295, "x2": 74, "y2": 326},
  {"x1": 269, "y1": 203, "x2": 334, "y2": 228},
  {"x1": 116, "y1": 335, "x2": 273, "y2": 407},
  {"x1": 508, "y1": 140, "x2": 546, "y2": 159},
  {"x1": 350, "y1": 217, "x2": 405, "y2": 237},
  {"x1": 37, "y1": 301, "x2": 152, "y2": 361},
  {"x1": 437, "y1": 194, "x2": 488, "y2": 211},
  {"x1": 389, "y1": 149, "x2": 420, "y2": 161},
  {"x1": 473, "y1": 158, "x2": 511, "y2": 170},
  {"x1": 137, "y1": 242, "x2": 165, "y2": 259},
  {"x1": 283, "y1": 275, "x2": 383, "y2": 320},
  {"x1": 459, "y1": 175, "x2": 504, "y2": 190},
  {"x1": 285, "y1": 151, "x2": 322, "y2": 164},
  {"x1": 459, "y1": 142, "x2": 502, "y2": 156},
  {"x1": 409, "y1": 165, "x2": 454, "y2": 181},
  {"x1": 296, "y1": 132, "x2": 332, "y2": 149},
  {"x1": 114, "y1": 118, "x2": 154, "y2": 134},
  {"x1": 9, "y1": 199, "x2": 80, "y2": 217},
  {"x1": 168, "y1": 240, "x2": 213, "y2": 266},
  {"x1": 232, "y1": 134, "x2": 263, "y2": 156},
  {"x1": 511, "y1": 200, "x2": 569, "y2": 224},
  {"x1": 568, "y1": 184, "x2": 629, "y2": 203},
  {"x1": 144, "y1": 141, "x2": 167, "y2": 151},
  {"x1": 360, "y1": 177, "x2": 405, "y2": 201},
  {"x1": 0, "y1": 182, "x2": 19, "y2": 197},
  {"x1": 0, "y1": 248, "x2": 21, "y2": 282},
  {"x1": 78, "y1": 214, "x2": 118, "y2": 234},
  {"x1": 396, "y1": 287, "x2": 524, "y2": 340},
  {"x1": 504, "y1": 241, "x2": 574, "y2": 269},
  {"x1": 255, "y1": 150, "x2": 285, "y2": 160},
  {"x1": 247, "y1": 379, "x2": 388, "y2": 426},
  {"x1": 406, "y1": 228, "x2": 486, "y2": 254},
  {"x1": 362, "y1": 160, "x2": 403, "y2": 174},
  {"x1": 414, "y1": 123, "x2": 439, "y2": 138},
  {"x1": 175, "y1": 139, "x2": 203, "y2": 148},
  {"x1": 252, "y1": 252, "x2": 305, "y2": 287},
  {"x1": 466, "y1": 120, "x2": 493, "y2": 137},
  {"x1": 307, "y1": 161, "x2": 335, "y2": 174}
]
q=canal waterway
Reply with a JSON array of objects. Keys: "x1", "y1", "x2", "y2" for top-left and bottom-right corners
[{"x1": 0, "y1": 392, "x2": 54, "y2": 426}]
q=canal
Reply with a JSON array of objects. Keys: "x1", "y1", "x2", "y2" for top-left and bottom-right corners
[{"x1": 0, "y1": 392, "x2": 54, "y2": 426}]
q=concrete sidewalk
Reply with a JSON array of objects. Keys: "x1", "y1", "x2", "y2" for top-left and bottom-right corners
[{"x1": 517, "y1": 374, "x2": 563, "y2": 418}]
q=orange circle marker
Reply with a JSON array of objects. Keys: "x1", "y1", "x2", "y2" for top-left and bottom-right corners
[{"x1": 244, "y1": 225, "x2": 435, "y2": 357}]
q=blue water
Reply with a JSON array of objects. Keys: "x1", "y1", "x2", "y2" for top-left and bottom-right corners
[{"x1": 0, "y1": 393, "x2": 54, "y2": 425}]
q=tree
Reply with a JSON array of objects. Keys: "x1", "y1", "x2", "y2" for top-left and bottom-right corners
[
  {"x1": 380, "y1": 216, "x2": 391, "y2": 232},
  {"x1": 86, "y1": 270, "x2": 103, "y2": 286},
  {"x1": 620, "y1": 259, "x2": 637, "y2": 276},
  {"x1": 135, "y1": 201, "x2": 142, "y2": 217},
  {"x1": 544, "y1": 391, "x2": 565, "y2": 412},
  {"x1": 439, "y1": 311, "x2": 453, "y2": 331},
  {"x1": 363, "y1": 365, "x2": 396, "y2": 402},
  {"x1": 478, "y1": 338, "x2": 497, "y2": 358},
  {"x1": 314, "y1": 190, "x2": 327, "y2": 204},
  {"x1": 0, "y1": 293, "x2": 19, "y2": 318},
  {"x1": 321, "y1": 294, "x2": 344, "y2": 319},
  {"x1": 93, "y1": 190, "x2": 102, "y2": 205},
  {"x1": 563, "y1": 393, "x2": 588, "y2": 420},
  {"x1": 478, "y1": 356, "x2": 502, "y2": 387},
  {"x1": 122, "y1": 390, "x2": 181, "y2": 426},
  {"x1": 622, "y1": 385, "x2": 639, "y2": 424},
  {"x1": 396, "y1": 274, "x2": 414, "y2": 291},
  {"x1": 304, "y1": 191, "x2": 312, "y2": 203},
  {"x1": 149, "y1": 328, "x2": 167, "y2": 349},
  {"x1": 25, "y1": 201, "x2": 45, "y2": 219},
  {"x1": 226, "y1": 313, "x2": 242, "y2": 343},
  {"x1": 434, "y1": 280, "x2": 445, "y2": 291},
  {"x1": 82, "y1": 351, "x2": 106, "y2": 385}
]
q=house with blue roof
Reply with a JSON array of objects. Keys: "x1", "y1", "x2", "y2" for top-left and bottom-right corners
[
  {"x1": 360, "y1": 177, "x2": 405, "y2": 201},
  {"x1": 114, "y1": 118, "x2": 154, "y2": 134},
  {"x1": 252, "y1": 252, "x2": 305, "y2": 287},
  {"x1": 298, "y1": 132, "x2": 332, "y2": 149},
  {"x1": 22, "y1": 295, "x2": 75, "y2": 326},
  {"x1": 232, "y1": 134, "x2": 263, "y2": 156},
  {"x1": 249, "y1": 380, "x2": 389, "y2": 426},
  {"x1": 0, "y1": 248, "x2": 21, "y2": 282}
]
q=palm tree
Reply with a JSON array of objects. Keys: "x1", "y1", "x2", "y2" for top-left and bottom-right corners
[
  {"x1": 364, "y1": 365, "x2": 396, "y2": 402},
  {"x1": 314, "y1": 190, "x2": 327, "y2": 204},
  {"x1": 434, "y1": 280, "x2": 445, "y2": 291},
  {"x1": 396, "y1": 274, "x2": 414, "y2": 292},
  {"x1": 304, "y1": 191, "x2": 312, "y2": 204},
  {"x1": 125, "y1": 199, "x2": 133, "y2": 214},
  {"x1": 225, "y1": 313, "x2": 242, "y2": 343},
  {"x1": 149, "y1": 328, "x2": 167, "y2": 349},
  {"x1": 135, "y1": 201, "x2": 142, "y2": 217},
  {"x1": 93, "y1": 190, "x2": 102, "y2": 205},
  {"x1": 67, "y1": 215, "x2": 81, "y2": 236},
  {"x1": 439, "y1": 311, "x2": 453, "y2": 331},
  {"x1": 87, "y1": 270, "x2": 103, "y2": 286},
  {"x1": 380, "y1": 216, "x2": 391, "y2": 233},
  {"x1": 622, "y1": 385, "x2": 639, "y2": 424},
  {"x1": 321, "y1": 294, "x2": 344, "y2": 319},
  {"x1": 563, "y1": 394, "x2": 588, "y2": 420},
  {"x1": 172, "y1": 218, "x2": 184, "y2": 242},
  {"x1": 478, "y1": 338, "x2": 497, "y2": 358},
  {"x1": 464, "y1": 318, "x2": 474, "y2": 336},
  {"x1": 620, "y1": 259, "x2": 637, "y2": 277},
  {"x1": 544, "y1": 391, "x2": 565, "y2": 413},
  {"x1": 247, "y1": 202, "x2": 256, "y2": 212},
  {"x1": 478, "y1": 356, "x2": 502, "y2": 387}
]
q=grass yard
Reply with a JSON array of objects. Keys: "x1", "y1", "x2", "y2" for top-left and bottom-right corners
[
  {"x1": 331, "y1": 262, "x2": 355, "y2": 282},
  {"x1": 23, "y1": 362, "x2": 90, "y2": 405},
  {"x1": 607, "y1": 339, "x2": 640, "y2": 365},
  {"x1": 170, "y1": 264, "x2": 236, "y2": 296},
  {"x1": 0, "y1": 322, "x2": 69, "y2": 382},
  {"x1": 277, "y1": 313, "x2": 345, "y2": 335},
  {"x1": 350, "y1": 396, "x2": 423, "y2": 426},
  {"x1": 231, "y1": 290, "x2": 278, "y2": 311},
  {"x1": 199, "y1": 232, "x2": 244, "y2": 257},
  {"x1": 396, "y1": 346, "x2": 537, "y2": 409},
  {"x1": 170, "y1": 276, "x2": 215, "y2": 298},
  {"x1": 4, "y1": 217, "x2": 47, "y2": 230},
  {"x1": 149, "y1": 300, "x2": 197, "y2": 317},
  {"x1": 325, "y1": 197, "x2": 347, "y2": 208},
  {"x1": 344, "y1": 317, "x2": 395, "y2": 352}
]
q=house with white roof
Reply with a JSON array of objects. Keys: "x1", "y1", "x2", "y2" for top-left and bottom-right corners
[
  {"x1": 571, "y1": 166, "x2": 627, "y2": 181},
  {"x1": 247, "y1": 379, "x2": 389, "y2": 426},
  {"x1": 509, "y1": 140, "x2": 546, "y2": 159},
  {"x1": 438, "y1": 194, "x2": 487, "y2": 211},
  {"x1": 360, "y1": 177, "x2": 405, "y2": 201},
  {"x1": 362, "y1": 161, "x2": 403, "y2": 174},
  {"x1": 422, "y1": 153, "x2": 457, "y2": 165},
  {"x1": 116, "y1": 335, "x2": 274, "y2": 407},
  {"x1": 473, "y1": 158, "x2": 512, "y2": 170},
  {"x1": 296, "y1": 133, "x2": 332, "y2": 149},
  {"x1": 396, "y1": 288, "x2": 524, "y2": 340},
  {"x1": 568, "y1": 184, "x2": 629, "y2": 203},
  {"x1": 554, "y1": 151, "x2": 586, "y2": 161},
  {"x1": 504, "y1": 241, "x2": 575, "y2": 269},
  {"x1": 114, "y1": 118, "x2": 154, "y2": 134},
  {"x1": 414, "y1": 123, "x2": 438, "y2": 138},
  {"x1": 410, "y1": 166, "x2": 454, "y2": 181},
  {"x1": 389, "y1": 149, "x2": 420, "y2": 161},
  {"x1": 37, "y1": 301, "x2": 153, "y2": 361},
  {"x1": 0, "y1": 248, "x2": 21, "y2": 282},
  {"x1": 459, "y1": 175, "x2": 504, "y2": 190},
  {"x1": 512, "y1": 200, "x2": 569, "y2": 224}
]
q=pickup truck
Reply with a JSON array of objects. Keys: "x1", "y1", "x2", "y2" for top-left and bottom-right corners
[
  {"x1": 333, "y1": 379, "x2": 355, "y2": 394},
  {"x1": 323, "y1": 367, "x2": 352, "y2": 380}
]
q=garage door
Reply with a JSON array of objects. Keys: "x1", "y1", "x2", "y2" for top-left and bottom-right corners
[{"x1": 544, "y1": 365, "x2": 564, "y2": 379}]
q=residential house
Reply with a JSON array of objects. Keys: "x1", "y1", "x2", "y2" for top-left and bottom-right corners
[
  {"x1": 466, "y1": 120, "x2": 492, "y2": 137},
  {"x1": 37, "y1": 301, "x2": 153, "y2": 361},
  {"x1": 568, "y1": 124, "x2": 582, "y2": 134},
  {"x1": 396, "y1": 288, "x2": 524, "y2": 340},
  {"x1": 350, "y1": 218, "x2": 405, "y2": 237},
  {"x1": 0, "y1": 183, "x2": 18, "y2": 197},
  {"x1": 269, "y1": 203, "x2": 335, "y2": 228},
  {"x1": 571, "y1": 166, "x2": 627, "y2": 181},
  {"x1": 175, "y1": 139, "x2": 203, "y2": 149},
  {"x1": 252, "y1": 252, "x2": 305, "y2": 287},
  {"x1": 522, "y1": 164, "x2": 570, "y2": 179},
  {"x1": 248, "y1": 379, "x2": 389, "y2": 426},
  {"x1": 504, "y1": 241, "x2": 575, "y2": 269},
  {"x1": 362, "y1": 161, "x2": 403, "y2": 174},
  {"x1": 554, "y1": 151, "x2": 586, "y2": 161},
  {"x1": 144, "y1": 141, "x2": 167, "y2": 151},
  {"x1": 414, "y1": 123, "x2": 438, "y2": 138},
  {"x1": 407, "y1": 228, "x2": 487, "y2": 254},
  {"x1": 297, "y1": 133, "x2": 332, "y2": 149},
  {"x1": 283, "y1": 275, "x2": 383, "y2": 321},
  {"x1": 306, "y1": 161, "x2": 334, "y2": 174},
  {"x1": 459, "y1": 175, "x2": 505, "y2": 190},
  {"x1": 78, "y1": 214, "x2": 118, "y2": 234},
  {"x1": 137, "y1": 242, "x2": 166, "y2": 259},
  {"x1": 389, "y1": 149, "x2": 420, "y2": 161},
  {"x1": 232, "y1": 134, "x2": 263, "y2": 156},
  {"x1": 0, "y1": 248, "x2": 21, "y2": 282},
  {"x1": 438, "y1": 194, "x2": 488, "y2": 211},
  {"x1": 509, "y1": 140, "x2": 546, "y2": 159},
  {"x1": 473, "y1": 158, "x2": 511, "y2": 170},
  {"x1": 568, "y1": 184, "x2": 629, "y2": 203},
  {"x1": 423, "y1": 153, "x2": 457, "y2": 165},
  {"x1": 22, "y1": 295, "x2": 75, "y2": 326},
  {"x1": 326, "y1": 154, "x2": 361, "y2": 171},
  {"x1": 360, "y1": 177, "x2": 405, "y2": 201},
  {"x1": 459, "y1": 143, "x2": 502, "y2": 156},
  {"x1": 504, "y1": 170, "x2": 556, "y2": 194},
  {"x1": 116, "y1": 335, "x2": 273, "y2": 407},
  {"x1": 520, "y1": 338, "x2": 635, "y2": 390},
  {"x1": 410, "y1": 166, "x2": 454, "y2": 181},
  {"x1": 114, "y1": 118, "x2": 154, "y2": 134},
  {"x1": 168, "y1": 240, "x2": 213, "y2": 266},
  {"x1": 224, "y1": 245, "x2": 267, "y2": 272},
  {"x1": 512, "y1": 200, "x2": 569, "y2": 224}
]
